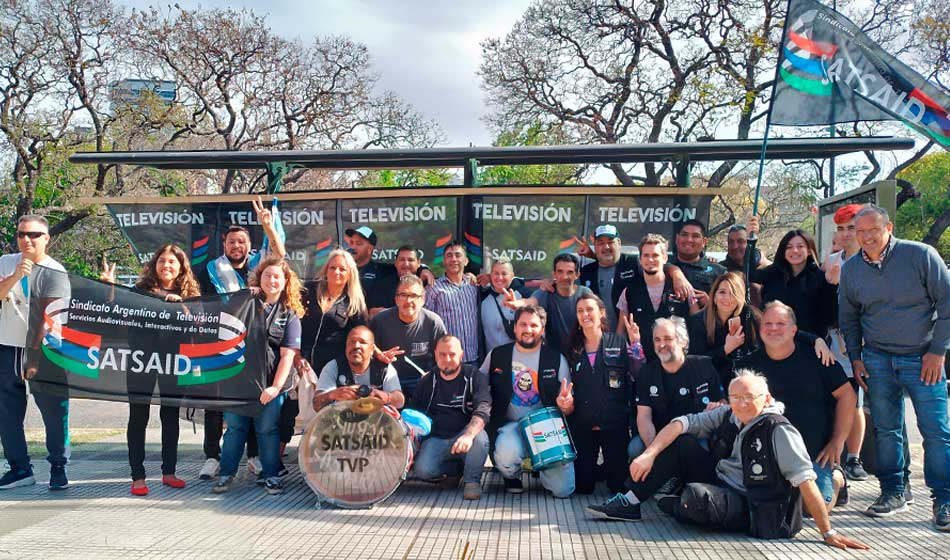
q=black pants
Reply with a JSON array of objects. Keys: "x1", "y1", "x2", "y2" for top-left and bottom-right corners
[
  {"x1": 127, "y1": 373, "x2": 180, "y2": 481},
  {"x1": 279, "y1": 398, "x2": 299, "y2": 445},
  {"x1": 203, "y1": 409, "x2": 258, "y2": 460},
  {"x1": 626, "y1": 434, "x2": 751, "y2": 532},
  {"x1": 574, "y1": 428, "x2": 629, "y2": 494}
]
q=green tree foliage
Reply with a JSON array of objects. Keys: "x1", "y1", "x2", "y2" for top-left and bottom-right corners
[
  {"x1": 478, "y1": 123, "x2": 581, "y2": 185},
  {"x1": 896, "y1": 152, "x2": 950, "y2": 259}
]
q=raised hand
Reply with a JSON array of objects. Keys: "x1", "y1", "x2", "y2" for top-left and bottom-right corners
[
  {"x1": 501, "y1": 287, "x2": 524, "y2": 310},
  {"x1": 99, "y1": 256, "x2": 117, "y2": 284},
  {"x1": 575, "y1": 236, "x2": 594, "y2": 258},
  {"x1": 376, "y1": 345, "x2": 405, "y2": 364},
  {"x1": 621, "y1": 313, "x2": 640, "y2": 344},
  {"x1": 555, "y1": 378, "x2": 574, "y2": 412},
  {"x1": 253, "y1": 196, "x2": 273, "y2": 227}
]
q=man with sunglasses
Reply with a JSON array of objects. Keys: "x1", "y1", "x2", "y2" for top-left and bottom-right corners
[
  {"x1": 371, "y1": 275, "x2": 448, "y2": 401},
  {"x1": 0, "y1": 215, "x2": 70, "y2": 490}
]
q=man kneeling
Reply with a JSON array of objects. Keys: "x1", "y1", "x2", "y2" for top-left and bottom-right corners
[
  {"x1": 587, "y1": 369, "x2": 868, "y2": 550},
  {"x1": 412, "y1": 336, "x2": 491, "y2": 500}
]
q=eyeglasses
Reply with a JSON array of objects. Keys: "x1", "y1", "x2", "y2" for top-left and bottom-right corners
[
  {"x1": 728, "y1": 393, "x2": 765, "y2": 404},
  {"x1": 16, "y1": 231, "x2": 45, "y2": 239},
  {"x1": 396, "y1": 293, "x2": 423, "y2": 301}
]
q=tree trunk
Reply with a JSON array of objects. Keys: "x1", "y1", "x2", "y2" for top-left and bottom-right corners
[{"x1": 922, "y1": 202, "x2": 950, "y2": 249}]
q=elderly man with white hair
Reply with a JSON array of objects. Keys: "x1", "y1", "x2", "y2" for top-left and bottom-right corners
[{"x1": 587, "y1": 370, "x2": 869, "y2": 550}]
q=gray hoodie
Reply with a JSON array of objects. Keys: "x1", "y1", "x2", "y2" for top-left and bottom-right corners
[{"x1": 673, "y1": 401, "x2": 816, "y2": 494}]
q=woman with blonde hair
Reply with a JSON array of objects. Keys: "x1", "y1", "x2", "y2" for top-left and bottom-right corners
[
  {"x1": 102, "y1": 243, "x2": 200, "y2": 496},
  {"x1": 213, "y1": 255, "x2": 305, "y2": 495}
]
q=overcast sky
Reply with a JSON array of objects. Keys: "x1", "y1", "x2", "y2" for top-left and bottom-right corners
[{"x1": 119, "y1": 0, "x2": 534, "y2": 147}]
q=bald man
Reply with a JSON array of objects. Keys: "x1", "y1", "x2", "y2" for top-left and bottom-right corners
[{"x1": 313, "y1": 326, "x2": 404, "y2": 411}]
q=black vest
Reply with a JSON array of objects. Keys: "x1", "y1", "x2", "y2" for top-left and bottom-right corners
[
  {"x1": 569, "y1": 332, "x2": 632, "y2": 432},
  {"x1": 623, "y1": 275, "x2": 689, "y2": 360},
  {"x1": 486, "y1": 342, "x2": 562, "y2": 439},
  {"x1": 710, "y1": 413, "x2": 804, "y2": 539},
  {"x1": 331, "y1": 356, "x2": 390, "y2": 389},
  {"x1": 579, "y1": 254, "x2": 640, "y2": 309}
]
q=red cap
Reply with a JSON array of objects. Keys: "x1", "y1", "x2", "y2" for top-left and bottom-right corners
[{"x1": 833, "y1": 204, "x2": 863, "y2": 225}]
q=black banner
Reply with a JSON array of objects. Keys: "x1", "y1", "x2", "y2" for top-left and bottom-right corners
[
  {"x1": 107, "y1": 190, "x2": 714, "y2": 280},
  {"x1": 25, "y1": 266, "x2": 269, "y2": 414}
]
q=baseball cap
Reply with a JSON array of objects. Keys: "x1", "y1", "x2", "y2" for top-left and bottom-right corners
[
  {"x1": 594, "y1": 224, "x2": 619, "y2": 239},
  {"x1": 345, "y1": 225, "x2": 378, "y2": 246}
]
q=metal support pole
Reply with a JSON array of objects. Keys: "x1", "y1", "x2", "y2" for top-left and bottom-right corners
[
  {"x1": 675, "y1": 156, "x2": 691, "y2": 187},
  {"x1": 463, "y1": 158, "x2": 479, "y2": 187}
]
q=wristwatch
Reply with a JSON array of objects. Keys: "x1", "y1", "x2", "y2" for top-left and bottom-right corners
[{"x1": 822, "y1": 529, "x2": 838, "y2": 539}]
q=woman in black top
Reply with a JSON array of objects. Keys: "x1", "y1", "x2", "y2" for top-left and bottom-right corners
[
  {"x1": 566, "y1": 293, "x2": 641, "y2": 494},
  {"x1": 688, "y1": 271, "x2": 833, "y2": 392},
  {"x1": 749, "y1": 229, "x2": 837, "y2": 338},
  {"x1": 103, "y1": 244, "x2": 200, "y2": 496}
]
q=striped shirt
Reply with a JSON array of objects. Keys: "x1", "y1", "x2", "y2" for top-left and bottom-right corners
[{"x1": 425, "y1": 275, "x2": 480, "y2": 360}]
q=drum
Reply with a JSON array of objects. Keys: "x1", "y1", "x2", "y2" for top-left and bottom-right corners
[
  {"x1": 517, "y1": 406, "x2": 576, "y2": 470},
  {"x1": 298, "y1": 400, "x2": 413, "y2": 508}
]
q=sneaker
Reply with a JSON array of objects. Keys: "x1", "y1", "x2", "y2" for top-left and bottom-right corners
[
  {"x1": 49, "y1": 464, "x2": 69, "y2": 490},
  {"x1": 865, "y1": 493, "x2": 909, "y2": 517},
  {"x1": 246, "y1": 457, "x2": 262, "y2": 476},
  {"x1": 904, "y1": 483, "x2": 915, "y2": 505},
  {"x1": 655, "y1": 477, "x2": 684, "y2": 498},
  {"x1": 277, "y1": 462, "x2": 289, "y2": 477},
  {"x1": 264, "y1": 478, "x2": 283, "y2": 495},
  {"x1": 463, "y1": 482, "x2": 482, "y2": 500},
  {"x1": 0, "y1": 466, "x2": 35, "y2": 490},
  {"x1": 199, "y1": 458, "x2": 220, "y2": 480},
  {"x1": 255, "y1": 473, "x2": 266, "y2": 486},
  {"x1": 503, "y1": 477, "x2": 524, "y2": 494},
  {"x1": 586, "y1": 493, "x2": 642, "y2": 522},
  {"x1": 934, "y1": 502, "x2": 950, "y2": 532},
  {"x1": 212, "y1": 476, "x2": 234, "y2": 494},
  {"x1": 844, "y1": 457, "x2": 869, "y2": 481}
]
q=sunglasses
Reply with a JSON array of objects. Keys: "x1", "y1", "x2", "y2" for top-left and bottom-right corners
[{"x1": 16, "y1": 231, "x2": 46, "y2": 239}]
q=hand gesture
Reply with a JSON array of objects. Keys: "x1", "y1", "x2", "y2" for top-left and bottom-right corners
[
  {"x1": 451, "y1": 433, "x2": 474, "y2": 454},
  {"x1": 620, "y1": 313, "x2": 640, "y2": 344},
  {"x1": 16, "y1": 258, "x2": 33, "y2": 279},
  {"x1": 576, "y1": 236, "x2": 594, "y2": 259},
  {"x1": 501, "y1": 287, "x2": 524, "y2": 310},
  {"x1": 253, "y1": 196, "x2": 273, "y2": 228},
  {"x1": 99, "y1": 257, "x2": 117, "y2": 284},
  {"x1": 376, "y1": 345, "x2": 405, "y2": 364},
  {"x1": 555, "y1": 379, "x2": 574, "y2": 411}
]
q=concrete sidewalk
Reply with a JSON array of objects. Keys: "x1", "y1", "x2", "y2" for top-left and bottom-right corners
[{"x1": 1, "y1": 410, "x2": 946, "y2": 560}]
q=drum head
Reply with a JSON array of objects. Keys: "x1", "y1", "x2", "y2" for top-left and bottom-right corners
[{"x1": 299, "y1": 401, "x2": 412, "y2": 508}]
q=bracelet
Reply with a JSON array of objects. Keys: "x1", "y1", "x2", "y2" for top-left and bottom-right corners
[{"x1": 822, "y1": 529, "x2": 838, "y2": 539}]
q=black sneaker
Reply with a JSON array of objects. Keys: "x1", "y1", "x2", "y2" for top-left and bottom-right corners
[
  {"x1": 277, "y1": 462, "x2": 289, "y2": 477},
  {"x1": 255, "y1": 473, "x2": 266, "y2": 486},
  {"x1": 0, "y1": 466, "x2": 35, "y2": 490},
  {"x1": 503, "y1": 477, "x2": 524, "y2": 494},
  {"x1": 844, "y1": 457, "x2": 869, "y2": 481},
  {"x1": 655, "y1": 477, "x2": 684, "y2": 498},
  {"x1": 904, "y1": 483, "x2": 915, "y2": 505},
  {"x1": 586, "y1": 493, "x2": 642, "y2": 522},
  {"x1": 865, "y1": 493, "x2": 909, "y2": 517},
  {"x1": 49, "y1": 464, "x2": 69, "y2": 490},
  {"x1": 212, "y1": 476, "x2": 234, "y2": 494},
  {"x1": 264, "y1": 478, "x2": 283, "y2": 495},
  {"x1": 934, "y1": 502, "x2": 950, "y2": 532}
]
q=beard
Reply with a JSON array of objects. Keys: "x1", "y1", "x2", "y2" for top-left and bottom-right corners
[
  {"x1": 517, "y1": 334, "x2": 541, "y2": 349},
  {"x1": 227, "y1": 253, "x2": 247, "y2": 266},
  {"x1": 657, "y1": 347, "x2": 681, "y2": 363},
  {"x1": 439, "y1": 364, "x2": 461, "y2": 378},
  {"x1": 644, "y1": 268, "x2": 660, "y2": 276}
]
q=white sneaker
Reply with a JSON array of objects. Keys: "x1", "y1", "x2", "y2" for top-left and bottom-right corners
[
  {"x1": 199, "y1": 458, "x2": 219, "y2": 480},
  {"x1": 247, "y1": 457, "x2": 262, "y2": 476}
]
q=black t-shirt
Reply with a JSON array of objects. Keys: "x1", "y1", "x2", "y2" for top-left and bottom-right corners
[
  {"x1": 415, "y1": 373, "x2": 470, "y2": 438},
  {"x1": 736, "y1": 343, "x2": 848, "y2": 458},
  {"x1": 359, "y1": 260, "x2": 399, "y2": 310},
  {"x1": 636, "y1": 355, "x2": 723, "y2": 429}
]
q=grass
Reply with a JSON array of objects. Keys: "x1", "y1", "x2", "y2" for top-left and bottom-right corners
[{"x1": 23, "y1": 428, "x2": 125, "y2": 457}]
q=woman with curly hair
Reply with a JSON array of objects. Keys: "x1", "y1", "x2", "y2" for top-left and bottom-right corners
[
  {"x1": 102, "y1": 243, "x2": 200, "y2": 496},
  {"x1": 213, "y1": 256, "x2": 304, "y2": 495}
]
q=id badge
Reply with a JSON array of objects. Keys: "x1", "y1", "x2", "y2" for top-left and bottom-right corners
[{"x1": 608, "y1": 371, "x2": 622, "y2": 389}]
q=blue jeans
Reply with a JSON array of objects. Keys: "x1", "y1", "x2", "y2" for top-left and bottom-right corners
[
  {"x1": 0, "y1": 345, "x2": 69, "y2": 470},
  {"x1": 220, "y1": 393, "x2": 285, "y2": 481},
  {"x1": 414, "y1": 430, "x2": 489, "y2": 484},
  {"x1": 812, "y1": 462, "x2": 835, "y2": 504},
  {"x1": 493, "y1": 421, "x2": 574, "y2": 498},
  {"x1": 864, "y1": 347, "x2": 950, "y2": 502}
]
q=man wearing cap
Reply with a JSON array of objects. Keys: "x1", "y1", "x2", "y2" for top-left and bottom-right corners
[
  {"x1": 670, "y1": 219, "x2": 727, "y2": 308},
  {"x1": 578, "y1": 224, "x2": 692, "y2": 332},
  {"x1": 347, "y1": 227, "x2": 435, "y2": 318}
]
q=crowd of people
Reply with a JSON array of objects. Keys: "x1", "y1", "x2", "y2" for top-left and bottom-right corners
[{"x1": 1, "y1": 200, "x2": 949, "y2": 548}]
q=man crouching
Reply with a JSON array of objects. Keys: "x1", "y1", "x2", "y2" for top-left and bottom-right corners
[{"x1": 587, "y1": 369, "x2": 869, "y2": 550}]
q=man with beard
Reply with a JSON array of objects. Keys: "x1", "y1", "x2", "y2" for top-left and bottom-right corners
[
  {"x1": 371, "y1": 275, "x2": 448, "y2": 400},
  {"x1": 632, "y1": 317, "x2": 724, "y2": 460},
  {"x1": 412, "y1": 336, "x2": 491, "y2": 500},
  {"x1": 313, "y1": 326, "x2": 404, "y2": 411},
  {"x1": 578, "y1": 224, "x2": 692, "y2": 331},
  {"x1": 482, "y1": 305, "x2": 574, "y2": 497},
  {"x1": 196, "y1": 197, "x2": 284, "y2": 481},
  {"x1": 617, "y1": 235, "x2": 699, "y2": 362},
  {"x1": 670, "y1": 219, "x2": 727, "y2": 307},
  {"x1": 347, "y1": 229, "x2": 436, "y2": 319},
  {"x1": 425, "y1": 240, "x2": 480, "y2": 365}
]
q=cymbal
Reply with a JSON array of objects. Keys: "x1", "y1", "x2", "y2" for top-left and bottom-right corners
[{"x1": 351, "y1": 396, "x2": 383, "y2": 415}]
